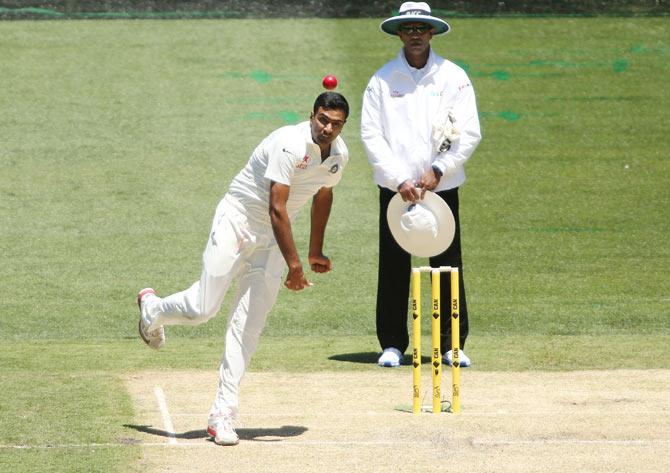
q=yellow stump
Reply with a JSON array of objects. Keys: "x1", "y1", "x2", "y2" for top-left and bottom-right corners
[
  {"x1": 431, "y1": 270, "x2": 441, "y2": 414},
  {"x1": 450, "y1": 268, "x2": 461, "y2": 414},
  {"x1": 411, "y1": 268, "x2": 422, "y2": 415}
]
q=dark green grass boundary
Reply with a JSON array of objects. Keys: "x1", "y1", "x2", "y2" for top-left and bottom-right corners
[
  {"x1": 1, "y1": 0, "x2": 669, "y2": 20},
  {"x1": 2, "y1": 9, "x2": 670, "y2": 19}
]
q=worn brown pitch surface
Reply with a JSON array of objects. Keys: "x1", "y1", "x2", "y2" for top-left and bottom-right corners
[{"x1": 124, "y1": 369, "x2": 670, "y2": 473}]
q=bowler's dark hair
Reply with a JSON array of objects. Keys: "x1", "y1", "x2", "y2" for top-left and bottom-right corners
[{"x1": 313, "y1": 92, "x2": 349, "y2": 119}]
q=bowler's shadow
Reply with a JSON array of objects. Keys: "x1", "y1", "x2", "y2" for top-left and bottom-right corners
[
  {"x1": 329, "y1": 352, "x2": 431, "y2": 364},
  {"x1": 124, "y1": 424, "x2": 307, "y2": 442}
]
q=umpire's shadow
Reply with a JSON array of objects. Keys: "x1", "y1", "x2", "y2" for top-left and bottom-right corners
[
  {"x1": 329, "y1": 352, "x2": 432, "y2": 364},
  {"x1": 124, "y1": 424, "x2": 308, "y2": 442}
]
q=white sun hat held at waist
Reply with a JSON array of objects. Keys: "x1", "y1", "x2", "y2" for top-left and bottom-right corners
[
  {"x1": 387, "y1": 191, "x2": 455, "y2": 257},
  {"x1": 380, "y1": 2, "x2": 451, "y2": 36}
]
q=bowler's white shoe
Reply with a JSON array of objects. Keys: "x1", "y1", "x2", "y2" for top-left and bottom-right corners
[
  {"x1": 378, "y1": 347, "x2": 403, "y2": 367},
  {"x1": 443, "y1": 349, "x2": 471, "y2": 368},
  {"x1": 207, "y1": 412, "x2": 239, "y2": 446},
  {"x1": 137, "y1": 288, "x2": 165, "y2": 350}
]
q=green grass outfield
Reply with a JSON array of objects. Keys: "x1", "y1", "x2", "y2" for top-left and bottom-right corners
[{"x1": 1, "y1": 17, "x2": 668, "y2": 472}]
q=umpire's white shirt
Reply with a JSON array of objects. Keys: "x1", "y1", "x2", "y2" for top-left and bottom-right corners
[
  {"x1": 227, "y1": 120, "x2": 348, "y2": 227},
  {"x1": 361, "y1": 48, "x2": 481, "y2": 191}
]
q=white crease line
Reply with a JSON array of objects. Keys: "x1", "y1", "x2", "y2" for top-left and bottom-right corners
[
  {"x1": 471, "y1": 439, "x2": 670, "y2": 446},
  {"x1": 3, "y1": 439, "x2": 670, "y2": 449},
  {"x1": 153, "y1": 386, "x2": 178, "y2": 445},
  {"x1": 171, "y1": 410, "x2": 670, "y2": 418},
  {"x1": 2, "y1": 443, "x2": 146, "y2": 449},
  {"x1": 0, "y1": 441, "x2": 403, "y2": 449}
]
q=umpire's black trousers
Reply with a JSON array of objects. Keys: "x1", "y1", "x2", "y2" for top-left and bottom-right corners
[{"x1": 376, "y1": 186, "x2": 469, "y2": 355}]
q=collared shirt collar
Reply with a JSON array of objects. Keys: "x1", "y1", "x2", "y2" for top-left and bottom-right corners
[
  {"x1": 300, "y1": 120, "x2": 343, "y2": 161},
  {"x1": 395, "y1": 47, "x2": 437, "y2": 82}
]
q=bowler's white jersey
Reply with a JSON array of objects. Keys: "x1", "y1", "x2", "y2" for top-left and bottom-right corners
[{"x1": 227, "y1": 121, "x2": 348, "y2": 226}]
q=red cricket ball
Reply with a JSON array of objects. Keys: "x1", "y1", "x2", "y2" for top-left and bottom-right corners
[{"x1": 322, "y1": 74, "x2": 338, "y2": 90}]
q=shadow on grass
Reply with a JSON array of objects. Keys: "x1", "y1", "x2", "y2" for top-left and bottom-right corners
[
  {"x1": 123, "y1": 424, "x2": 308, "y2": 442},
  {"x1": 124, "y1": 424, "x2": 207, "y2": 439},
  {"x1": 328, "y1": 351, "x2": 440, "y2": 365},
  {"x1": 329, "y1": 352, "x2": 433, "y2": 364},
  {"x1": 328, "y1": 352, "x2": 379, "y2": 364}
]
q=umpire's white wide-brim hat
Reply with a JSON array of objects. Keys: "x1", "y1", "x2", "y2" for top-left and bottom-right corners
[
  {"x1": 380, "y1": 2, "x2": 450, "y2": 36},
  {"x1": 387, "y1": 191, "x2": 455, "y2": 257}
]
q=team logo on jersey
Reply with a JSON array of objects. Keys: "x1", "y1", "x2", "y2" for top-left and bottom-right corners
[
  {"x1": 296, "y1": 155, "x2": 311, "y2": 169},
  {"x1": 329, "y1": 164, "x2": 339, "y2": 174}
]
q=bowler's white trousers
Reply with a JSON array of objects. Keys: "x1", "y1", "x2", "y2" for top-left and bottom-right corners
[{"x1": 143, "y1": 195, "x2": 285, "y2": 416}]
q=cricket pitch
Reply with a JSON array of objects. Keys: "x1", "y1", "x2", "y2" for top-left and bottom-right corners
[{"x1": 124, "y1": 369, "x2": 670, "y2": 472}]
